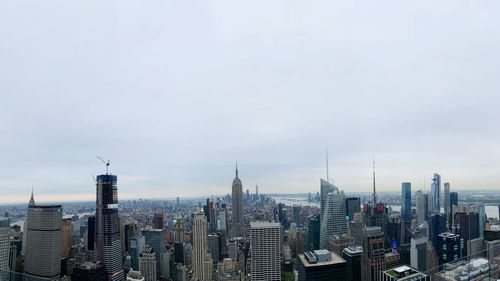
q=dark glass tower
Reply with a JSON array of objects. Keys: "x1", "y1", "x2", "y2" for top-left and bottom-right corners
[
  {"x1": 401, "y1": 182, "x2": 412, "y2": 221},
  {"x1": 95, "y1": 174, "x2": 124, "y2": 281}
]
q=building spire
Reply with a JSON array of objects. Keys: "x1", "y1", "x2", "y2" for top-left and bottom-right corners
[
  {"x1": 326, "y1": 146, "x2": 330, "y2": 183},
  {"x1": 235, "y1": 160, "x2": 239, "y2": 178},
  {"x1": 29, "y1": 185, "x2": 35, "y2": 206},
  {"x1": 372, "y1": 157, "x2": 377, "y2": 203}
]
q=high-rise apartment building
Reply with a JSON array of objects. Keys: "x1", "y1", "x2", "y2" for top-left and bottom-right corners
[
  {"x1": 192, "y1": 212, "x2": 213, "y2": 281},
  {"x1": 431, "y1": 174, "x2": 441, "y2": 214},
  {"x1": 231, "y1": 165, "x2": 243, "y2": 237},
  {"x1": 139, "y1": 246, "x2": 157, "y2": 281},
  {"x1": 24, "y1": 192, "x2": 63, "y2": 280},
  {"x1": 95, "y1": 174, "x2": 125, "y2": 281},
  {"x1": 320, "y1": 179, "x2": 347, "y2": 249},
  {"x1": 250, "y1": 222, "x2": 281, "y2": 281},
  {"x1": 401, "y1": 182, "x2": 411, "y2": 221}
]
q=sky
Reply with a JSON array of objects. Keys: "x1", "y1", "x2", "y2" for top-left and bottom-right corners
[{"x1": 1, "y1": 1, "x2": 499, "y2": 203}]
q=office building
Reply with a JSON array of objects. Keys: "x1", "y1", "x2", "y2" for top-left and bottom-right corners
[
  {"x1": 139, "y1": 246, "x2": 156, "y2": 281},
  {"x1": 320, "y1": 179, "x2": 348, "y2": 249},
  {"x1": 208, "y1": 233, "x2": 220, "y2": 263},
  {"x1": 431, "y1": 174, "x2": 441, "y2": 214},
  {"x1": 329, "y1": 234, "x2": 354, "y2": 256},
  {"x1": 192, "y1": 212, "x2": 213, "y2": 281},
  {"x1": 142, "y1": 229, "x2": 166, "y2": 277},
  {"x1": 443, "y1": 183, "x2": 450, "y2": 224},
  {"x1": 130, "y1": 235, "x2": 145, "y2": 271},
  {"x1": 292, "y1": 205, "x2": 301, "y2": 225},
  {"x1": 343, "y1": 246, "x2": 362, "y2": 281},
  {"x1": 297, "y1": 250, "x2": 347, "y2": 281},
  {"x1": 152, "y1": 213, "x2": 164, "y2": 230},
  {"x1": 88, "y1": 216, "x2": 96, "y2": 251},
  {"x1": 453, "y1": 211, "x2": 479, "y2": 254},
  {"x1": 62, "y1": 218, "x2": 73, "y2": 259},
  {"x1": 216, "y1": 258, "x2": 243, "y2": 281},
  {"x1": 0, "y1": 218, "x2": 9, "y2": 276},
  {"x1": 308, "y1": 214, "x2": 320, "y2": 251},
  {"x1": 450, "y1": 192, "x2": 458, "y2": 213},
  {"x1": 95, "y1": 174, "x2": 125, "y2": 281},
  {"x1": 401, "y1": 182, "x2": 411, "y2": 221},
  {"x1": 437, "y1": 232, "x2": 464, "y2": 265},
  {"x1": 231, "y1": 164, "x2": 243, "y2": 237},
  {"x1": 415, "y1": 191, "x2": 428, "y2": 225},
  {"x1": 410, "y1": 237, "x2": 428, "y2": 272},
  {"x1": 382, "y1": 265, "x2": 429, "y2": 281},
  {"x1": 361, "y1": 226, "x2": 386, "y2": 281},
  {"x1": 71, "y1": 262, "x2": 108, "y2": 281},
  {"x1": 250, "y1": 222, "x2": 280, "y2": 281},
  {"x1": 346, "y1": 197, "x2": 361, "y2": 222}
]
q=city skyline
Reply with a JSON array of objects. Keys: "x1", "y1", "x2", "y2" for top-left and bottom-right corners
[{"x1": 2, "y1": 1, "x2": 500, "y2": 203}]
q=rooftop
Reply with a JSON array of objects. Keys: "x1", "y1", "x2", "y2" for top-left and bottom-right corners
[{"x1": 299, "y1": 251, "x2": 346, "y2": 268}]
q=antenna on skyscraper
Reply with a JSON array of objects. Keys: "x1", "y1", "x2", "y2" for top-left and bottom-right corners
[
  {"x1": 372, "y1": 157, "x2": 377, "y2": 203},
  {"x1": 91, "y1": 175, "x2": 96, "y2": 184},
  {"x1": 97, "y1": 156, "x2": 110, "y2": 174},
  {"x1": 326, "y1": 146, "x2": 329, "y2": 183}
]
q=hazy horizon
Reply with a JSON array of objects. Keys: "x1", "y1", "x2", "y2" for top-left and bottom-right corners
[{"x1": 1, "y1": 1, "x2": 500, "y2": 203}]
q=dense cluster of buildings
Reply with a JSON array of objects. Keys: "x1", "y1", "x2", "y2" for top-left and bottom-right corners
[{"x1": 0, "y1": 164, "x2": 500, "y2": 281}]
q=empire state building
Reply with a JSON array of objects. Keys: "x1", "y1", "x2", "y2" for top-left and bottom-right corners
[{"x1": 231, "y1": 163, "x2": 243, "y2": 237}]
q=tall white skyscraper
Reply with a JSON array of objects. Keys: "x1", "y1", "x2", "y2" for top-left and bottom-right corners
[
  {"x1": 250, "y1": 222, "x2": 281, "y2": 281},
  {"x1": 139, "y1": 246, "x2": 157, "y2": 281},
  {"x1": 0, "y1": 218, "x2": 9, "y2": 275},
  {"x1": 192, "y1": 212, "x2": 213, "y2": 281},
  {"x1": 431, "y1": 173, "x2": 441, "y2": 214},
  {"x1": 319, "y1": 179, "x2": 347, "y2": 249}
]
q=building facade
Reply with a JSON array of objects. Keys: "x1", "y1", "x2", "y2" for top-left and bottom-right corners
[
  {"x1": 250, "y1": 222, "x2": 280, "y2": 281},
  {"x1": 231, "y1": 165, "x2": 243, "y2": 237}
]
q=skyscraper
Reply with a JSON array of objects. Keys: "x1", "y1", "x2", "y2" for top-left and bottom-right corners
[
  {"x1": 450, "y1": 192, "x2": 458, "y2": 214},
  {"x1": 142, "y1": 229, "x2": 165, "y2": 277},
  {"x1": 62, "y1": 218, "x2": 73, "y2": 259},
  {"x1": 320, "y1": 179, "x2": 347, "y2": 249},
  {"x1": 24, "y1": 192, "x2": 63, "y2": 280},
  {"x1": 250, "y1": 222, "x2": 281, "y2": 281},
  {"x1": 443, "y1": 182, "x2": 450, "y2": 225},
  {"x1": 308, "y1": 214, "x2": 320, "y2": 251},
  {"x1": 139, "y1": 246, "x2": 157, "y2": 281},
  {"x1": 95, "y1": 174, "x2": 125, "y2": 281},
  {"x1": 345, "y1": 197, "x2": 361, "y2": 222},
  {"x1": 130, "y1": 235, "x2": 145, "y2": 271},
  {"x1": 0, "y1": 218, "x2": 9, "y2": 277},
  {"x1": 343, "y1": 246, "x2": 362, "y2": 281},
  {"x1": 297, "y1": 250, "x2": 347, "y2": 281},
  {"x1": 152, "y1": 213, "x2": 164, "y2": 230},
  {"x1": 192, "y1": 212, "x2": 213, "y2": 281},
  {"x1": 431, "y1": 174, "x2": 441, "y2": 214},
  {"x1": 231, "y1": 164, "x2": 243, "y2": 237},
  {"x1": 361, "y1": 226, "x2": 385, "y2": 281},
  {"x1": 415, "y1": 190, "x2": 428, "y2": 225},
  {"x1": 401, "y1": 182, "x2": 411, "y2": 221}
]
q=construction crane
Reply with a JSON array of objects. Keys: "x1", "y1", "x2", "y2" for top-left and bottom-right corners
[{"x1": 97, "y1": 156, "x2": 110, "y2": 174}]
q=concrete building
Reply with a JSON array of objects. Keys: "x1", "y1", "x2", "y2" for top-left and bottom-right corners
[
  {"x1": 192, "y1": 212, "x2": 213, "y2": 281},
  {"x1": 329, "y1": 234, "x2": 354, "y2": 256},
  {"x1": 361, "y1": 226, "x2": 386, "y2": 281},
  {"x1": 216, "y1": 258, "x2": 243, "y2": 281},
  {"x1": 0, "y1": 218, "x2": 9, "y2": 276},
  {"x1": 61, "y1": 218, "x2": 73, "y2": 260},
  {"x1": 250, "y1": 221, "x2": 280, "y2": 281},
  {"x1": 410, "y1": 237, "x2": 428, "y2": 272},
  {"x1": 139, "y1": 246, "x2": 156, "y2": 281},
  {"x1": 24, "y1": 192, "x2": 62, "y2": 281},
  {"x1": 297, "y1": 250, "x2": 347, "y2": 281}
]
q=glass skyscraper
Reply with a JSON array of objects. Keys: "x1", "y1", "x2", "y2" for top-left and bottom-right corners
[
  {"x1": 401, "y1": 182, "x2": 411, "y2": 221},
  {"x1": 431, "y1": 174, "x2": 441, "y2": 214}
]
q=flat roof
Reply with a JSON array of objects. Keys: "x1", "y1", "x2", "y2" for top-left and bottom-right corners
[
  {"x1": 299, "y1": 252, "x2": 346, "y2": 267},
  {"x1": 250, "y1": 221, "x2": 280, "y2": 228}
]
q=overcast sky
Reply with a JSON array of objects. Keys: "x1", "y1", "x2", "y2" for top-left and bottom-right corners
[{"x1": 1, "y1": 1, "x2": 499, "y2": 203}]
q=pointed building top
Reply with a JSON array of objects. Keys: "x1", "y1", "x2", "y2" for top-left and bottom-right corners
[
  {"x1": 235, "y1": 160, "x2": 239, "y2": 179},
  {"x1": 372, "y1": 157, "x2": 377, "y2": 203},
  {"x1": 326, "y1": 146, "x2": 330, "y2": 183},
  {"x1": 28, "y1": 185, "x2": 35, "y2": 207}
]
